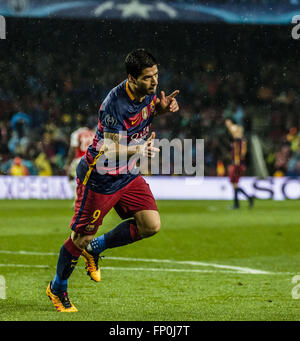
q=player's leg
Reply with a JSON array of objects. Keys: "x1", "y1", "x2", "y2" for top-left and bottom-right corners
[
  {"x1": 85, "y1": 176, "x2": 159, "y2": 267},
  {"x1": 86, "y1": 219, "x2": 142, "y2": 254},
  {"x1": 86, "y1": 210, "x2": 160, "y2": 255},
  {"x1": 228, "y1": 165, "x2": 240, "y2": 209},
  {"x1": 46, "y1": 236, "x2": 82, "y2": 312},
  {"x1": 46, "y1": 181, "x2": 111, "y2": 311},
  {"x1": 134, "y1": 209, "x2": 161, "y2": 238},
  {"x1": 51, "y1": 235, "x2": 83, "y2": 294},
  {"x1": 83, "y1": 219, "x2": 138, "y2": 282},
  {"x1": 236, "y1": 187, "x2": 254, "y2": 208},
  {"x1": 75, "y1": 187, "x2": 121, "y2": 282},
  {"x1": 235, "y1": 165, "x2": 254, "y2": 208},
  {"x1": 46, "y1": 181, "x2": 90, "y2": 312},
  {"x1": 46, "y1": 233, "x2": 94, "y2": 312},
  {"x1": 98, "y1": 209, "x2": 160, "y2": 246},
  {"x1": 84, "y1": 218, "x2": 145, "y2": 282},
  {"x1": 233, "y1": 183, "x2": 240, "y2": 209}
]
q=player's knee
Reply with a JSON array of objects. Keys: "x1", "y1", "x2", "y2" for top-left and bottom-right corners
[
  {"x1": 138, "y1": 218, "x2": 161, "y2": 237},
  {"x1": 134, "y1": 210, "x2": 161, "y2": 238},
  {"x1": 151, "y1": 218, "x2": 161, "y2": 234},
  {"x1": 71, "y1": 231, "x2": 94, "y2": 250}
]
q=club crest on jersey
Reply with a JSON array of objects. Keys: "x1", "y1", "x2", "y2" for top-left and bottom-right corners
[
  {"x1": 85, "y1": 224, "x2": 95, "y2": 232},
  {"x1": 142, "y1": 107, "x2": 148, "y2": 120},
  {"x1": 150, "y1": 100, "x2": 155, "y2": 113}
]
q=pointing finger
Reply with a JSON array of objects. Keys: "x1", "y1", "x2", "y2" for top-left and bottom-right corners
[{"x1": 167, "y1": 90, "x2": 179, "y2": 99}]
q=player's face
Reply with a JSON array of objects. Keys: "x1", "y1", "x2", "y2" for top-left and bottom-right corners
[{"x1": 136, "y1": 65, "x2": 159, "y2": 95}]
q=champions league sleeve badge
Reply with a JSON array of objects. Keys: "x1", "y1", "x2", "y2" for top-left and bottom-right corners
[{"x1": 104, "y1": 114, "x2": 117, "y2": 128}]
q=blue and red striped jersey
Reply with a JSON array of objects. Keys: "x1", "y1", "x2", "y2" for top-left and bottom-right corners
[{"x1": 77, "y1": 79, "x2": 157, "y2": 194}]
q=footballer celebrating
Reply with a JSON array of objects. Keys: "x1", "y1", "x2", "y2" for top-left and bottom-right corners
[{"x1": 46, "y1": 49, "x2": 179, "y2": 312}]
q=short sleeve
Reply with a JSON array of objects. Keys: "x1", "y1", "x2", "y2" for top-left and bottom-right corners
[{"x1": 100, "y1": 103, "x2": 124, "y2": 134}]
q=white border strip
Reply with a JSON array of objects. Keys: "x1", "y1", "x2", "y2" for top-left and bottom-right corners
[{"x1": 0, "y1": 176, "x2": 299, "y2": 200}]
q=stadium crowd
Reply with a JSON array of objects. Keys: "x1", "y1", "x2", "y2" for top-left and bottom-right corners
[{"x1": 0, "y1": 22, "x2": 299, "y2": 177}]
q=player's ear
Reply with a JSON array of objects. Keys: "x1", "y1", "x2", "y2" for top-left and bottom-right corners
[{"x1": 128, "y1": 74, "x2": 137, "y2": 84}]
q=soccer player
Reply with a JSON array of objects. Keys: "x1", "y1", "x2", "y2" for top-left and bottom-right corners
[
  {"x1": 46, "y1": 49, "x2": 179, "y2": 312},
  {"x1": 65, "y1": 122, "x2": 95, "y2": 202},
  {"x1": 225, "y1": 118, "x2": 254, "y2": 209},
  {"x1": 66, "y1": 125, "x2": 96, "y2": 180}
]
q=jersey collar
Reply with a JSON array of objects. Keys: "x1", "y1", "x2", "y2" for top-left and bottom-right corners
[{"x1": 125, "y1": 80, "x2": 136, "y2": 101}]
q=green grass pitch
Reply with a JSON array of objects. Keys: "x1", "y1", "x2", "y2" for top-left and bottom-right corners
[{"x1": 0, "y1": 199, "x2": 300, "y2": 321}]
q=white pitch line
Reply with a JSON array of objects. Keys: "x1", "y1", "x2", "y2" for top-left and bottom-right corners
[
  {"x1": 106, "y1": 256, "x2": 272, "y2": 275},
  {"x1": 0, "y1": 250, "x2": 272, "y2": 275},
  {"x1": 0, "y1": 264, "x2": 289, "y2": 275},
  {"x1": 100, "y1": 267, "x2": 258, "y2": 274},
  {"x1": 0, "y1": 250, "x2": 57, "y2": 256},
  {"x1": 0, "y1": 263, "x2": 244, "y2": 274},
  {"x1": 0, "y1": 264, "x2": 49, "y2": 268}
]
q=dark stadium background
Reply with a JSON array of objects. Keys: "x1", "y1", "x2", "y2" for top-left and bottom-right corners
[{"x1": 1, "y1": 15, "x2": 300, "y2": 178}]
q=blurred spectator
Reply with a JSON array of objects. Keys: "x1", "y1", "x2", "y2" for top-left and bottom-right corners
[
  {"x1": 33, "y1": 142, "x2": 53, "y2": 176},
  {"x1": 1, "y1": 156, "x2": 38, "y2": 175},
  {"x1": 273, "y1": 144, "x2": 291, "y2": 176},
  {"x1": 8, "y1": 157, "x2": 30, "y2": 176},
  {"x1": 287, "y1": 146, "x2": 300, "y2": 176},
  {"x1": 8, "y1": 112, "x2": 31, "y2": 156},
  {"x1": 11, "y1": 112, "x2": 31, "y2": 132}
]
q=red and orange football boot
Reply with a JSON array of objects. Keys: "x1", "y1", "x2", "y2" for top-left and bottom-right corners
[
  {"x1": 46, "y1": 282, "x2": 78, "y2": 312},
  {"x1": 81, "y1": 249, "x2": 101, "y2": 282}
]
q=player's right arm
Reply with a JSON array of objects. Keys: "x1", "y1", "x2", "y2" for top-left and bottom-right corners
[
  {"x1": 101, "y1": 100, "x2": 159, "y2": 159},
  {"x1": 103, "y1": 132, "x2": 159, "y2": 159}
]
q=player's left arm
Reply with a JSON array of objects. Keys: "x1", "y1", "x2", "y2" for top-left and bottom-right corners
[{"x1": 155, "y1": 90, "x2": 180, "y2": 116}]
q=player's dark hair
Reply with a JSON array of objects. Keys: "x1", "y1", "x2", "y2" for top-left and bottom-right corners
[{"x1": 125, "y1": 48, "x2": 157, "y2": 79}]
